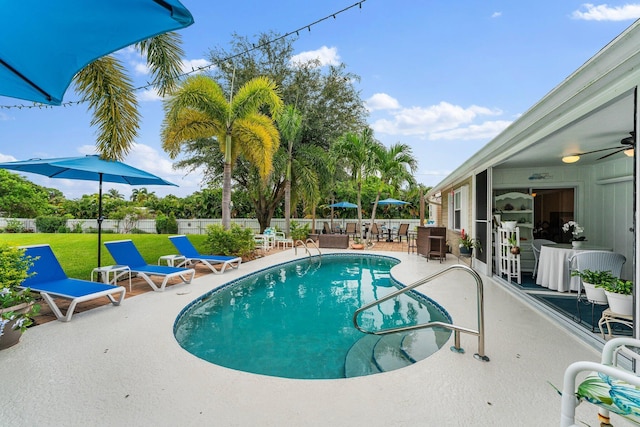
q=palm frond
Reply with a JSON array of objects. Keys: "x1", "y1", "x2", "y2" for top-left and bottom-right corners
[{"x1": 137, "y1": 32, "x2": 186, "y2": 97}]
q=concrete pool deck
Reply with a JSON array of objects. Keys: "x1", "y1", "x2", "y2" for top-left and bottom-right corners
[{"x1": 0, "y1": 248, "x2": 634, "y2": 426}]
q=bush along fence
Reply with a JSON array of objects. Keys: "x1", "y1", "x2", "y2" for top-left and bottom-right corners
[{"x1": 0, "y1": 217, "x2": 424, "y2": 235}]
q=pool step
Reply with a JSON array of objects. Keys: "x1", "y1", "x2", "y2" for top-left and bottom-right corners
[{"x1": 344, "y1": 329, "x2": 449, "y2": 378}]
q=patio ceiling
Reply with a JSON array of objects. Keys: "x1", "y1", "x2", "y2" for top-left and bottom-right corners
[{"x1": 495, "y1": 91, "x2": 635, "y2": 169}]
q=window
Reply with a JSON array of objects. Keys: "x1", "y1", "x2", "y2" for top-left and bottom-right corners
[{"x1": 449, "y1": 186, "x2": 468, "y2": 231}]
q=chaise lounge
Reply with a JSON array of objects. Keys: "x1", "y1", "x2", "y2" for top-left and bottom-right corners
[
  {"x1": 104, "y1": 239, "x2": 195, "y2": 292},
  {"x1": 168, "y1": 235, "x2": 242, "y2": 274},
  {"x1": 20, "y1": 244, "x2": 126, "y2": 322}
]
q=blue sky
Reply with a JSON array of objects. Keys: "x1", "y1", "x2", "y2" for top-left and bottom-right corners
[{"x1": 1, "y1": 1, "x2": 639, "y2": 199}]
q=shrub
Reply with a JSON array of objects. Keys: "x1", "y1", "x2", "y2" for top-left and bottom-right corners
[
  {"x1": 0, "y1": 244, "x2": 41, "y2": 332},
  {"x1": 205, "y1": 224, "x2": 254, "y2": 257},
  {"x1": 35, "y1": 216, "x2": 67, "y2": 233},
  {"x1": 4, "y1": 219, "x2": 24, "y2": 233},
  {"x1": 155, "y1": 213, "x2": 178, "y2": 234},
  {"x1": 56, "y1": 225, "x2": 70, "y2": 233},
  {"x1": 130, "y1": 228, "x2": 148, "y2": 234},
  {"x1": 70, "y1": 222, "x2": 84, "y2": 233},
  {"x1": 290, "y1": 221, "x2": 310, "y2": 241}
]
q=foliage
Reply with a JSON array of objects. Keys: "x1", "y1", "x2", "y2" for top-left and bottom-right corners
[
  {"x1": 459, "y1": 229, "x2": 482, "y2": 251},
  {"x1": 290, "y1": 221, "x2": 310, "y2": 241},
  {"x1": 35, "y1": 216, "x2": 68, "y2": 233},
  {"x1": 507, "y1": 235, "x2": 519, "y2": 248},
  {"x1": 0, "y1": 169, "x2": 51, "y2": 218},
  {"x1": 155, "y1": 212, "x2": 178, "y2": 234},
  {"x1": 0, "y1": 244, "x2": 40, "y2": 333},
  {"x1": 73, "y1": 32, "x2": 185, "y2": 160},
  {"x1": 204, "y1": 224, "x2": 255, "y2": 257},
  {"x1": 570, "y1": 269, "x2": 617, "y2": 287},
  {"x1": 4, "y1": 219, "x2": 25, "y2": 233},
  {"x1": 602, "y1": 278, "x2": 633, "y2": 295},
  {"x1": 70, "y1": 221, "x2": 84, "y2": 234}
]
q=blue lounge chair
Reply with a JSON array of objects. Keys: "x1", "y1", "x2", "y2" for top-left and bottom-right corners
[
  {"x1": 104, "y1": 239, "x2": 195, "y2": 292},
  {"x1": 20, "y1": 245, "x2": 126, "y2": 322},
  {"x1": 168, "y1": 235, "x2": 242, "y2": 274}
]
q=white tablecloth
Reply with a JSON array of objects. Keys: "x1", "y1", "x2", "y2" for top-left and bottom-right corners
[{"x1": 535, "y1": 244, "x2": 611, "y2": 292}]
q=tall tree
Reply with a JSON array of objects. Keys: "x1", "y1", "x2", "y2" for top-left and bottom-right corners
[
  {"x1": 368, "y1": 143, "x2": 417, "y2": 243},
  {"x1": 161, "y1": 75, "x2": 283, "y2": 228},
  {"x1": 73, "y1": 33, "x2": 185, "y2": 160},
  {"x1": 331, "y1": 128, "x2": 379, "y2": 240},
  {"x1": 276, "y1": 105, "x2": 303, "y2": 235}
]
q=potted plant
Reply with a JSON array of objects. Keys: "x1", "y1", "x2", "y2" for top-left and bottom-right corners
[
  {"x1": 562, "y1": 221, "x2": 586, "y2": 248},
  {"x1": 570, "y1": 269, "x2": 616, "y2": 305},
  {"x1": 458, "y1": 229, "x2": 481, "y2": 255},
  {"x1": 0, "y1": 244, "x2": 40, "y2": 350},
  {"x1": 351, "y1": 236, "x2": 365, "y2": 250},
  {"x1": 507, "y1": 235, "x2": 520, "y2": 255},
  {"x1": 602, "y1": 278, "x2": 633, "y2": 315}
]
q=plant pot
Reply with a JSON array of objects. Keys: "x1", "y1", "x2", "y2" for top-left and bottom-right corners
[
  {"x1": 510, "y1": 246, "x2": 520, "y2": 255},
  {"x1": 459, "y1": 247, "x2": 472, "y2": 256},
  {"x1": 0, "y1": 302, "x2": 32, "y2": 350},
  {"x1": 571, "y1": 241, "x2": 583, "y2": 249},
  {"x1": 583, "y1": 282, "x2": 608, "y2": 304},
  {"x1": 605, "y1": 291, "x2": 633, "y2": 316},
  {"x1": 351, "y1": 243, "x2": 364, "y2": 250}
]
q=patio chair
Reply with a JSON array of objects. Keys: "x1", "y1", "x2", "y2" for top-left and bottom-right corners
[
  {"x1": 368, "y1": 223, "x2": 382, "y2": 242},
  {"x1": 168, "y1": 235, "x2": 241, "y2": 274},
  {"x1": 395, "y1": 223, "x2": 410, "y2": 243},
  {"x1": 531, "y1": 239, "x2": 556, "y2": 278},
  {"x1": 104, "y1": 240, "x2": 195, "y2": 292},
  {"x1": 20, "y1": 244, "x2": 126, "y2": 322},
  {"x1": 323, "y1": 222, "x2": 332, "y2": 234},
  {"x1": 569, "y1": 251, "x2": 626, "y2": 329},
  {"x1": 345, "y1": 222, "x2": 357, "y2": 238},
  {"x1": 560, "y1": 337, "x2": 640, "y2": 427},
  {"x1": 273, "y1": 231, "x2": 294, "y2": 249}
]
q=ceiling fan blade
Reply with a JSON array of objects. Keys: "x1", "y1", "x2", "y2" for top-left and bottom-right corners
[{"x1": 597, "y1": 148, "x2": 624, "y2": 160}]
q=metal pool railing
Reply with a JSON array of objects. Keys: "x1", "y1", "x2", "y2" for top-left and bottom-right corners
[{"x1": 352, "y1": 263, "x2": 490, "y2": 362}]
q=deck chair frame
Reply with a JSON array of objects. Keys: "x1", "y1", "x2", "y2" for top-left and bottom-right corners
[
  {"x1": 168, "y1": 235, "x2": 242, "y2": 274},
  {"x1": 104, "y1": 240, "x2": 195, "y2": 292},
  {"x1": 20, "y1": 244, "x2": 126, "y2": 322}
]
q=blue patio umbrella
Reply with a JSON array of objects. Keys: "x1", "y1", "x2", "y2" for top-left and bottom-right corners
[
  {"x1": 0, "y1": 0, "x2": 194, "y2": 105},
  {"x1": 376, "y1": 198, "x2": 410, "y2": 205},
  {"x1": 0, "y1": 155, "x2": 177, "y2": 267},
  {"x1": 329, "y1": 201, "x2": 358, "y2": 208}
]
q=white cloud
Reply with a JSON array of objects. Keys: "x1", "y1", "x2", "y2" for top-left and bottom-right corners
[
  {"x1": 491, "y1": 12, "x2": 502, "y2": 18},
  {"x1": 429, "y1": 120, "x2": 512, "y2": 141},
  {"x1": 181, "y1": 59, "x2": 212, "y2": 74},
  {"x1": 290, "y1": 46, "x2": 340, "y2": 67},
  {"x1": 366, "y1": 93, "x2": 401, "y2": 111},
  {"x1": 371, "y1": 101, "x2": 504, "y2": 138},
  {"x1": 0, "y1": 153, "x2": 17, "y2": 162},
  {"x1": 138, "y1": 88, "x2": 164, "y2": 102},
  {"x1": 572, "y1": 3, "x2": 640, "y2": 21}
]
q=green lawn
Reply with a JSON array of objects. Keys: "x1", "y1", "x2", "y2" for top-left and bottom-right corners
[{"x1": 0, "y1": 233, "x2": 208, "y2": 281}]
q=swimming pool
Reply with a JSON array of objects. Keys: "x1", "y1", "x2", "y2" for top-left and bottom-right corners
[{"x1": 174, "y1": 254, "x2": 451, "y2": 379}]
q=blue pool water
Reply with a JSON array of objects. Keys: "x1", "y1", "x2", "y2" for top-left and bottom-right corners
[{"x1": 174, "y1": 254, "x2": 451, "y2": 379}]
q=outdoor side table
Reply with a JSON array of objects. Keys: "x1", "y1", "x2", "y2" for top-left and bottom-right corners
[
  {"x1": 598, "y1": 308, "x2": 633, "y2": 339},
  {"x1": 157, "y1": 254, "x2": 187, "y2": 267},
  {"x1": 92, "y1": 265, "x2": 132, "y2": 292}
]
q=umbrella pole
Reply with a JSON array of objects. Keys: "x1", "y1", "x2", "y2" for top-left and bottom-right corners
[{"x1": 97, "y1": 173, "x2": 103, "y2": 269}]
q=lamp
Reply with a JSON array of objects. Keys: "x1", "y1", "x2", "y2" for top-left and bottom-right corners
[{"x1": 562, "y1": 155, "x2": 580, "y2": 164}]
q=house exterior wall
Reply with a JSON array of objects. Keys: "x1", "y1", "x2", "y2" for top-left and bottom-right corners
[{"x1": 441, "y1": 176, "x2": 474, "y2": 258}]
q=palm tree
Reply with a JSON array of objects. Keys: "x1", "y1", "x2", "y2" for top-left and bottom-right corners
[
  {"x1": 106, "y1": 188, "x2": 124, "y2": 200},
  {"x1": 162, "y1": 74, "x2": 283, "y2": 228},
  {"x1": 368, "y1": 143, "x2": 417, "y2": 243},
  {"x1": 73, "y1": 33, "x2": 185, "y2": 160},
  {"x1": 331, "y1": 128, "x2": 379, "y2": 240},
  {"x1": 276, "y1": 105, "x2": 303, "y2": 235}
]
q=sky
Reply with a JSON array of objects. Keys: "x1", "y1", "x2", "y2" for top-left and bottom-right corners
[{"x1": 1, "y1": 1, "x2": 640, "y2": 200}]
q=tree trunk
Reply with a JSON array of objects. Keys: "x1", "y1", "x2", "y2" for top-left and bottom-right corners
[
  {"x1": 368, "y1": 192, "x2": 381, "y2": 243},
  {"x1": 222, "y1": 161, "x2": 232, "y2": 229}
]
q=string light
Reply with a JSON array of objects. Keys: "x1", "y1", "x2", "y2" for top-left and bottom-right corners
[{"x1": 0, "y1": 1, "x2": 367, "y2": 110}]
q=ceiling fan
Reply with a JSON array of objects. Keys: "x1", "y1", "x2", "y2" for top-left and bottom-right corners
[{"x1": 562, "y1": 132, "x2": 635, "y2": 163}]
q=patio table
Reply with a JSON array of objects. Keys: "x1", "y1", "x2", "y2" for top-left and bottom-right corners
[{"x1": 535, "y1": 244, "x2": 612, "y2": 292}]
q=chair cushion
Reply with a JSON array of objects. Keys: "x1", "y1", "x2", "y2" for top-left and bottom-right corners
[{"x1": 577, "y1": 371, "x2": 640, "y2": 421}]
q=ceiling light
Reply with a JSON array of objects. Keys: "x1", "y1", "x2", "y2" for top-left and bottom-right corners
[
  {"x1": 562, "y1": 155, "x2": 580, "y2": 163},
  {"x1": 624, "y1": 148, "x2": 634, "y2": 157}
]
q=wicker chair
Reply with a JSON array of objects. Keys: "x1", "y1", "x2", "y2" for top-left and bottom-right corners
[
  {"x1": 531, "y1": 239, "x2": 556, "y2": 278},
  {"x1": 568, "y1": 250, "x2": 626, "y2": 329},
  {"x1": 395, "y1": 223, "x2": 409, "y2": 243},
  {"x1": 344, "y1": 222, "x2": 357, "y2": 238}
]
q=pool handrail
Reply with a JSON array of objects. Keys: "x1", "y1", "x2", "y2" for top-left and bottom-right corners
[
  {"x1": 294, "y1": 238, "x2": 321, "y2": 258},
  {"x1": 352, "y1": 263, "x2": 489, "y2": 362}
]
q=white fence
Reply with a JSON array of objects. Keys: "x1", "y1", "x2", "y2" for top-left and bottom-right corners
[{"x1": 0, "y1": 217, "x2": 424, "y2": 235}]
